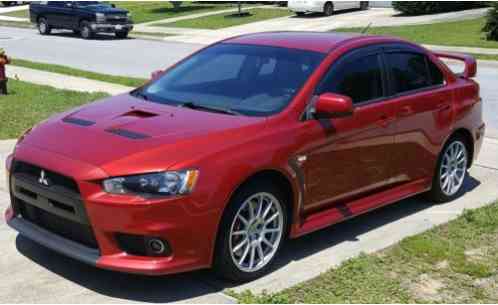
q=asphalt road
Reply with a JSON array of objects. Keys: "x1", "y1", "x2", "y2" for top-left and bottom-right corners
[
  {"x1": 1, "y1": 26, "x2": 497, "y2": 137},
  {"x1": 0, "y1": 26, "x2": 203, "y2": 78}
]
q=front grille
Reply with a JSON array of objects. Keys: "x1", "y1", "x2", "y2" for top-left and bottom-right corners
[
  {"x1": 105, "y1": 15, "x2": 129, "y2": 25},
  {"x1": 16, "y1": 198, "x2": 98, "y2": 249},
  {"x1": 12, "y1": 161, "x2": 79, "y2": 194},
  {"x1": 10, "y1": 160, "x2": 98, "y2": 250}
]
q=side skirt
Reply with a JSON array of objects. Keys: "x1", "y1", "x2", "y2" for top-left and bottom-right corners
[{"x1": 290, "y1": 178, "x2": 431, "y2": 238}]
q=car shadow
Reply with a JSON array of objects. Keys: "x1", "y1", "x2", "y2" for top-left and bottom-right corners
[
  {"x1": 15, "y1": 175, "x2": 480, "y2": 302},
  {"x1": 45, "y1": 30, "x2": 133, "y2": 41},
  {"x1": 290, "y1": 8, "x2": 362, "y2": 19}
]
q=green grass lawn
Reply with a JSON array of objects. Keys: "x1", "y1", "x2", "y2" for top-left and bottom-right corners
[
  {"x1": 231, "y1": 201, "x2": 498, "y2": 303},
  {"x1": 0, "y1": 20, "x2": 32, "y2": 28},
  {"x1": 117, "y1": 1, "x2": 232, "y2": 24},
  {"x1": 0, "y1": 80, "x2": 108, "y2": 139},
  {"x1": 0, "y1": 9, "x2": 29, "y2": 18},
  {"x1": 0, "y1": 2, "x2": 233, "y2": 24},
  {"x1": 11, "y1": 58, "x2": 148, "y2": 88},
  {"x1": 335, "y1": 17, "x2": 498, "y2": 49},
  {"x1": 159, "y1": 8, "x2": 292, "y2": 30}
]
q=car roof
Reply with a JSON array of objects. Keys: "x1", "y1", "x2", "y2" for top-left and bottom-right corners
[{"x1": 222, "y1": 31, "x2": 392, "y2": 53}]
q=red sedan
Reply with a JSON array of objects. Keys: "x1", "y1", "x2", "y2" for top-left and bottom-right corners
[{"x1": 5, "y1": 32, "x2": 485, "y2": 281}]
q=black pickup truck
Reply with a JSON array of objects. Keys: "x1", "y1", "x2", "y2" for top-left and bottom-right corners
[{"x1": 29, "y1": 1, "x2": 133, "y2": 39}]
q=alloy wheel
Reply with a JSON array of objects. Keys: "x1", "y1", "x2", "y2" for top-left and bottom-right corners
[
  {"x1": 229, "y1": 192, "x2": 284, "y2": 273},
  {"x1": 439, "y1": 141, "x2": 467, "y2": 196}
]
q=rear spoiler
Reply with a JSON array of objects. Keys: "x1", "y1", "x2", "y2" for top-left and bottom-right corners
[{"x1": 433, "y1": 51, "x2": 476, "y2": 79}]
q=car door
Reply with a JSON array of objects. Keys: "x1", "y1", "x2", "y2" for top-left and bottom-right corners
[
  {"x1": 383, "y1": 45, "x2": 454, "y2": 185},
  {"x1": 300, "y1": 46, "x2": 397, "y2": 214},
  {"x1": 46, "y1": 1, "x2": 69, "y2": 28}
]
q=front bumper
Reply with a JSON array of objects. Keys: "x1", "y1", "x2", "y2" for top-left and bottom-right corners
[
  {"x1": 5, "y1": 145, "x2": 220, "y2": 276},
  {"x1": 91, "y1": 23, "x2": 133, "y2": 33}
]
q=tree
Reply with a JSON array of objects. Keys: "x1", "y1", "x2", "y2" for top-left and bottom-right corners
[{"x1": 483, "y1": 2, "x2": 498, "y2": 41}]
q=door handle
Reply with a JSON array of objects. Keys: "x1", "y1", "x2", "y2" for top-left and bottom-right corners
[
  {"x1": 437, "y1": 103, "x2": 451, "y2": 111},
  {"x1": 398, "y1": 106, "x2": 414, "y2": 117}
]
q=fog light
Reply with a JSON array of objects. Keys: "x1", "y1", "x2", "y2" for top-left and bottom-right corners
[
  {"x1": 116, "y1": 233, "x2": 171, "y2": 257},
  {"x1": 147, "y1": 238, "x2": 166, "y2": 254}
]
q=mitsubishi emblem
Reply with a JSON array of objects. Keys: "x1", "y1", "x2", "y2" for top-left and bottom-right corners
[{"x1": 38, "y1": 170, "x2": 51, "y2": 186}]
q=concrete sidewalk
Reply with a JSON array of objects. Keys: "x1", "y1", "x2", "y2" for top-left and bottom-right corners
[
  {"x1": 0, "y1": 4, "x2": 29, "y2": 22},
  {"x1": 6, "y1": 65, "x2": 135, "y2": 95},
  {"x1": 0, "y1": 136, "x2": 497, "y2": 302}
]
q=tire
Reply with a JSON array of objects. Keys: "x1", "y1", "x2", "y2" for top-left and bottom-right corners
[
  {"x1": 296, "y1": 12, "x2": 305, "y2": 16},
  {"x1": 360, "y1": 1, "x2": 369, "y2": 10},
  {"x1": 37, "y1": 17, "x2": 51, "y2": 35},
  {"x1": 115, "y1": 30, "x2": 129, "y2": 39},
  {"x1": 214, "y1": 180, "x2": 289, "y2": 282},
  {"x1": 426, "y1": 135, "x2": 469, "y2": 203},
  {"x1": 324, "y1": 2, "x2": 334, "y2": 16},
  {"x1": 73, "y1": 29, "x2": 81, "y2": 35},
  {"x1": 80, "y1": 21, "x2": 93, "y2": 39}
]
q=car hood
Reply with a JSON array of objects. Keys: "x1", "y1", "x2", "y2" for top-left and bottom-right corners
[
  {"x1": 81, "y1": 4, "x2": 128, "y2": 14},
  {"x1": 21, "y1": 94, "x2": 266, "y2": 176}
]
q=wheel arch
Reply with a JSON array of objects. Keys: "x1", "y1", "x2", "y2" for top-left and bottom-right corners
[
  {"x1": 211, "y1": 168, "x2": 297, "y2": 265},
  {"x1": 446, "y1": 128, "x2": 475, "y2": 167}
]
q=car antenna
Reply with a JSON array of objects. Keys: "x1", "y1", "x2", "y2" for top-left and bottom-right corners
[{"x1": 361, "y1": 22, "x2": 372, "y2": 34}]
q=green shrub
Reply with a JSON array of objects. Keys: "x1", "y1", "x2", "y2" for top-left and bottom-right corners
[
  {"x1": 483, "y1": 2, "x2": 498, "y2": 40},
  {"x1": 392, "y1": 1, "x2": 486, "y2": 16}
]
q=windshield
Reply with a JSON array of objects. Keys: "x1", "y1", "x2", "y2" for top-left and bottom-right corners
[{"x1": 136, "y1": 44, "x2": 325, "y2": 116}]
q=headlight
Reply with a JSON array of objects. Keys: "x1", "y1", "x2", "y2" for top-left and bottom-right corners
[
  {"x1": 96, "y1": 13, "x2": 106, "y2": 23},
  {"x1": 103, "y1": 170, "x2": 199, "y2": 196}
]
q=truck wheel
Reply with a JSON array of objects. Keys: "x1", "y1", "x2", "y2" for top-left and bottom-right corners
[
  {"x1": 426, "y1": 135, "x2": 469, "y2": 203},
  {"x1": 324, "y1": 2, "x2": 334, "y2": 16},
  {"x1": 37, "y1": 17, "x2": 51, "y2": 35},
  {"x1": 360, "y1": 1, "x2": 369, "y2": 10},
  {"x1": 214, "y1": 180, "x2": 288, "y2": 282},
  {"x1": 80, "y1": 21, "x2": 94, "y2": 39},
  {"x1": 115, "y1": 30, "x2": 129, "y2": 39}
]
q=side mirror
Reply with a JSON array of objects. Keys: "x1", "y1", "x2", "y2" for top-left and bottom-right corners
[
  {"x1": 314, "y1": 93, "x2": 353, "y2": 118},
  {"x1": 151, "y1": 70, "x2": 165, "y2": 81}
]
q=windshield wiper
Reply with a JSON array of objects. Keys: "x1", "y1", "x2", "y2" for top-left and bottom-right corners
[{"x1": 179, "y1": 102, "x2": 241, "y2": 116}]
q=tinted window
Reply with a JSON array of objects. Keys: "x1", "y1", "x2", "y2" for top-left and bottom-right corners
[
  {"x1": 387, "y1": 52, "x2": 432, "y2": 94},
  {"x1": 427, "y1": 59, "x2": 445, "y2": 85},
  {"x1": 139, "y1": 44, "x2": 325, "y2": 116},
  {"x1": 318, "y1": 54, "x2": 384, "y2": 104},
  {"x1": 47, "y1": 1, "x2": 66, "y2": 7}
]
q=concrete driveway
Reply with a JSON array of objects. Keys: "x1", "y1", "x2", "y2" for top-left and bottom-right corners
[{"x1": 1, "y1": 137, "x2": 498, "y2": 303}]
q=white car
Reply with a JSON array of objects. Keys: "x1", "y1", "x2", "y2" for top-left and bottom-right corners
[{"x1": 288, "y1": 1, "x2": 369, "y2": 16}]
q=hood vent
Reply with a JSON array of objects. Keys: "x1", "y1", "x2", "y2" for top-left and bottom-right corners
[
  {"x1": 121, "y1": 110, "x2": 158, "y2": 119},
  {"x1": 105, "y1": 128, "x2": 150, "y2": 140},
  {"x1": 62, "y1": 117, "x2": 96, "y2": 127}
]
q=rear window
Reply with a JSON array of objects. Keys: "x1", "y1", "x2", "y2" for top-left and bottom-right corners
[{"x1": 386, "y1": 52, "x2": 433, "y2": 94}]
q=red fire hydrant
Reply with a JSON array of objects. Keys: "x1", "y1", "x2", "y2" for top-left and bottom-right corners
[{"x1": 0, "y1": 48, "x2": 11, "y2": 95}]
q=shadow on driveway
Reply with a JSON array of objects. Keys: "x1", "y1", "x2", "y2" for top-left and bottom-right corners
[{"x1": 15, "y1": 175, "x2": 480, "y2": 303}]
